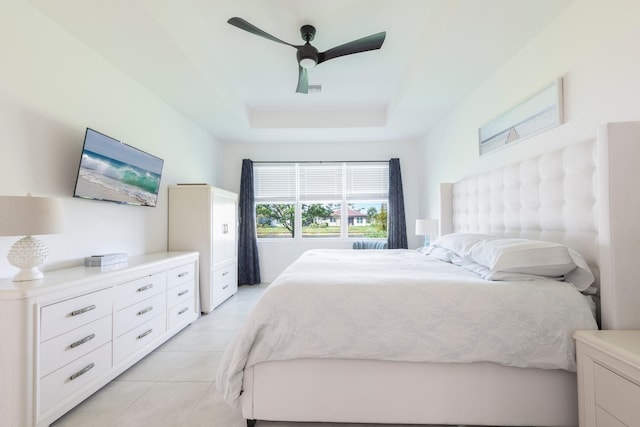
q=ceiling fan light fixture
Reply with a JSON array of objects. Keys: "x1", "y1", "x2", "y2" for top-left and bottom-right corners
[{"x1": 299, "y1": 57, "x2": 317, "y2": 69}]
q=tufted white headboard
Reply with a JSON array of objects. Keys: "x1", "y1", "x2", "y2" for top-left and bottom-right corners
[{"x1": 440, "y1": 122, "x2": 640, "y2": 330}]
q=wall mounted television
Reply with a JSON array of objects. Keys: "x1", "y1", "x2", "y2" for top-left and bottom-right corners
[{"x1": 73, "y1": 128, "x2": 164, "y2": 207}]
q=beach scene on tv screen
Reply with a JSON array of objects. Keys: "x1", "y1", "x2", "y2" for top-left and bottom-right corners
[{"x1": 75, "y1": 130, "x2": 164, "y2": 207}]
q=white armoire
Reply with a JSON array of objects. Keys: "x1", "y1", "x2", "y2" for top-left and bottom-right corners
[{"x1": 168, "y1": 185, "x2": 238, "y2": 313}]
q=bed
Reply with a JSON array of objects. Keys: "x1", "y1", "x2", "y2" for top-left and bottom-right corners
[{"x1": 216, "y1": 121, "x2": 640, "y2": 426}]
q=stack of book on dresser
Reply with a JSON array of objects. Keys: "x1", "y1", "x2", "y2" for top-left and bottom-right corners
[{"x1": 84, "y1": 253, "x2": 128, "y2": 267}]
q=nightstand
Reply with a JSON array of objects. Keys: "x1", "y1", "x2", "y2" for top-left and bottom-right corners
[{"x1": 574, "y1": 330, "x2": 640, "y2": 427}]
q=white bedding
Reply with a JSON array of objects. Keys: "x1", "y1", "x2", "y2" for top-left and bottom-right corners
[{"x1": 216, "y1": 249, "x2": 597, "y2": 406}]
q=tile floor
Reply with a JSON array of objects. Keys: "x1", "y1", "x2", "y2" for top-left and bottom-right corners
[{"x1": 52, "y1": 284, "x2": 440, "y2": 427}]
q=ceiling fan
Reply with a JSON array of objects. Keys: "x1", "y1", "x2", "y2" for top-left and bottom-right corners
[{"x1": 227, "y1": 17, "x2": 386, "y2": 94}]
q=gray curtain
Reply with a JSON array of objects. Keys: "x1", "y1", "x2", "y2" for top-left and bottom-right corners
[
  {"x1": 387, "y1": 158, "x2": 408, "y2": 249},
  {"x1": 238, "y1": 159, "x2": 261, "y2": 285}
]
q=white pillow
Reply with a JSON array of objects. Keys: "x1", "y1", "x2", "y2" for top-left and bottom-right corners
[
  {"x1": 564, "y1": 248, "x2": 596, "y2": 292},
  {"x1": 454, "y1": 258, "x2": 571, "y2": 282},
  {"x1": 468, "y1": 238, "x2": 594, "y2": 291},
  {"x1": 432, "y1": 233, "x2": 493, "y2": 258}
]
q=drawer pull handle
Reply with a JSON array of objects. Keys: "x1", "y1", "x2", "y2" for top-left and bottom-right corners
[
  {"x1": 137, "y1": 306, "x2": 154, "y2": 316},
  {"x1": 177, "y1": 271, "x2": 189, "y2": 278},
  {"x1": 178, "y1": 307, "x2": 189, "y2": 315},
  {"x1": 69, "y1": 363, "x2": 95, "y2": 381},
  {"x1": 137, "y1": 284, "x2": 154, "y2": 293},
  {"x1": 222, "y1": 271, "x2": 229, "y2": 276},
  {"x1": 137, "y1": 329, "x2": 153, "y2": 340},
  {"x1": 177, "y1": 290, "x2": 189, "y2": 297},
  {"x1": 70, "y1": 333, "x2": 96, "y2": 349},
  {"x1": 71, "y1": 305, "x2": 96, "y2": 317},
  {"x1": 222, "y1": 284, "x2": 229, "y2": 290}
]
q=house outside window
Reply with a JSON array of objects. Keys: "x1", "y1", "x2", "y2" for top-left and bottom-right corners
[{"x1": 254, "y1": 162, "x2": 388, "y2": 239}]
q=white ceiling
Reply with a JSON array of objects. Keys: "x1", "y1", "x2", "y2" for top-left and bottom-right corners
[{"x1": 29, "y1": 0, "x2": 573, "y2": 144}]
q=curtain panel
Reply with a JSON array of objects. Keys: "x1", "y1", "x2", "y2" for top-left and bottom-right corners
[
  {"x1": 238, "y1": 159, "x2": 261, "y2": 284},
  {"x1": 388, "y1": 158, "x2": 408, "y2": 249}
]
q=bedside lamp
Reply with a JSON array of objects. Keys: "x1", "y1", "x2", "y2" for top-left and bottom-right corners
[
  {"x1": 415, "y1": 218, "x2": 438, "y2": 247},
  {"x1": 0, "y1": 194, "x2": 64, "y2": 282}
]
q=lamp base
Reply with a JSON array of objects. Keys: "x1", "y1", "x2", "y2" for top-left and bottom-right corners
[
  {"x1": 7, "y1": 235, "x2": 48, "y2": 282},
  {"x1": 13, "y1": 267, "x2": 44, "y2": 282}
]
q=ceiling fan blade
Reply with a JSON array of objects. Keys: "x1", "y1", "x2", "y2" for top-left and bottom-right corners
[
  {"x1": 318, "y1": 31, "x2": 386, "y2": 64},
  {"x1": 296, "y1": 66, "x2": 309, "y2": 94},
  {"x1": 227, "y1": 17, "x2": 297, "y2": 47}
]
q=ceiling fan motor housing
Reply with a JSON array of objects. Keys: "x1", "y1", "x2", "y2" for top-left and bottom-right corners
[{"x1": 300, "y1": 24, "x2": 316, "y2": 42}]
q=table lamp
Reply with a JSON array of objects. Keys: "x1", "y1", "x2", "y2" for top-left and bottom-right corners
[
  {"x1": 415, "y1": 218, "x2": 439, "y2": 247},
  {"x1": 0, "y1": 194, "x2": 64, "y2": 282}
]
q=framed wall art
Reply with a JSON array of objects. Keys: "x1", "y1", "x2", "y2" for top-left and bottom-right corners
[{"x1": 479, "y1": 78, "x2": 563, "y2": 155}]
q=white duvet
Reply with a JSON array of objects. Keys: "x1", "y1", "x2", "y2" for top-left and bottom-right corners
[{"x1": 216, "y1": 249, "x2": 597, "y2": 406}]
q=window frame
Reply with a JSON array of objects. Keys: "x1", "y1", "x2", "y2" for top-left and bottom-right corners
[{"x1": 254, "y1": 162, "x2": 389, "y2": 240}]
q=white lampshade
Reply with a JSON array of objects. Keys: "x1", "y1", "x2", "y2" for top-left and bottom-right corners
[
  {"x1": 415, "y1": 218, "x2": 439, "y2": 247},
  {"x1": 0, "y1": 194, "x2": 65, "y2": 282},
  {"x1": 415, "y1": 219, "x2": 438, "y2": 236}
]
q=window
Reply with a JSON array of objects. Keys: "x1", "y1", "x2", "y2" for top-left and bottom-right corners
[
  {"x1": 345, "y1": 163, "x2": 388, "y2": 238},
  {"x1": 254, "y1": 162, "x2": 389, "y2": 239},
  {"x1": 254, "y1": 164, "x2": 295, "y2": 239}
]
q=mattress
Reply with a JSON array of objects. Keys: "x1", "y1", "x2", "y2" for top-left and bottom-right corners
[{"x1": 216, "y1": 249, "x2": 597, "y2": 406}]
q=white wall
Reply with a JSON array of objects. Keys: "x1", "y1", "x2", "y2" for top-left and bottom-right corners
[
  {"x1": 223, "y1": 140, "x2": 421, "y2": 282},
  {"x1": 419, "y1": 0, "x2": 640, "y2": 219},
  {"x1": 0, "y1": 0, "x2": 222, "y2": 279}
]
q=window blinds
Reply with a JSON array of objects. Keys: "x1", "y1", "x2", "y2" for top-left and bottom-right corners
[
  {"x1": 346, "y1": 163, "x2": 389, "y2": 201},
  {"x1": 253, "y1": 163, "x2": 296, "y2": 202},
  {"x1": 254, "y1": 162, "x2": 388, "y2": 202},
  {"x1": 299, "y1": 163, "x2": 343, "y2": 201}
]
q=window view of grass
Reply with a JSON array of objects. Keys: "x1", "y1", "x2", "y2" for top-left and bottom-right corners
[
  {"x1": 256, "y1": 203, "x2": 294, "y2": 238},
  {"x1": 256, "y1": 202, "x2": 387, "y2": 239},
  {"x1": 348, "y1": 202, "x2": 387, "y2": 238},
  {"x1": 301, "y1": 202, "x2": 340, "y2": 238}
]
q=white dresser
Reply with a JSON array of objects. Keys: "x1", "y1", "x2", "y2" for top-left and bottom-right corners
[
  {"x1": 574, "y1": 330, "x2": 640, "y2": 427},
  {"x1": 168, "y1": 185, "x2": 238, "y2": 313},
  {"x1": 0, "y1": 252, "x2": 199, "y2": 427}
]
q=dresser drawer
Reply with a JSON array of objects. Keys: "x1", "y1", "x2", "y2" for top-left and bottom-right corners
[
  {"x1": 168, "y1": 298, "x2": 197, "y2": 329},
  {"x1": 211, "y1": 263, "x2": 237, "y2": 308},
  {"x1": 41, "y1": 288, "x2": 113, "y2": 342},
  {"x1": 167, "y1": 263, "x2": 196, "y2": 289},
  {"x1": 594, "y1": 362, "x2": 640, "y2": 425},
  {"x1": 212, "y1": 263, "x2": 235, "y2": 289},
  {"x1": 39, "y1": 342, "x2": 112, "y2": 413},
  {"x1": 113, "y1": 312, "x2": 167, "y2": 364},
  {"x1": 114, "y1": 272, "x2": 166, "y2": 310},
  {"x1": 114, "y1": 293, "x2": 167, "y2": 337},
  {"x1": 167, "y1": 280, "x2": 195, "y2": 308},
  {"x1": 40, "y1": 315, "x2": 112, "y2": 378}
]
